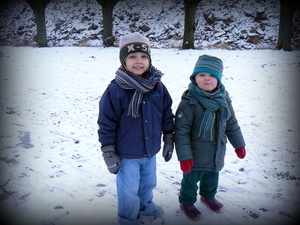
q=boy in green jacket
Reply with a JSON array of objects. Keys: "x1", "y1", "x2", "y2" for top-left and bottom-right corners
[{"x1": 174, "y1": 55, "x2": 246, "y2": 221}]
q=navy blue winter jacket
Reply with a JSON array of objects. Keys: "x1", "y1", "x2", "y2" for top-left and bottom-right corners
[{"x1": 98, "y1": 79, "x2": 174, "y2": 158}]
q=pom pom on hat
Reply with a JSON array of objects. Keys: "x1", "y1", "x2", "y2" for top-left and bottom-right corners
[
  {"x1": 190, "y1": 55, "x2": 223, "y2": 84},
  {"x1": 119, "y1": 32, "x2": 151, "y2": 68}
]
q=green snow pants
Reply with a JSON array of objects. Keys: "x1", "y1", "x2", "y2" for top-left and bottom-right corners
[{"x1": 179, "y1": 170, "x2": 219, "y2": 205}]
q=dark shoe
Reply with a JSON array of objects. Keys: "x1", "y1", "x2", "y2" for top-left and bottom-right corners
[
  {"x1": 180, "y1": 204, "x2": 203, "y2": 221},
  {"x1": 200, "y1": 197, "x2": 224, "y2": 213}
]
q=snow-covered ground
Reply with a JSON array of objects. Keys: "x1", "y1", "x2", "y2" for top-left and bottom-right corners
[{"x1": 0, "y1": 46, "x2": 299, "y2": 225}]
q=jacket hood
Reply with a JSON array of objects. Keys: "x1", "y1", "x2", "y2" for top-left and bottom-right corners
[{"x1": 181, "y1": 89, "x2": 198, "y2": 105}]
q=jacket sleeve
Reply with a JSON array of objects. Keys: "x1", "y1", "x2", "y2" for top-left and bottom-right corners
[
  {"x1": 225, "y1": 96, "x2": 246, "y2": 148},
  {"x1": 97, "y1": 83, "x2": 121, "y2": 147},
  {"x1": 174, "y1": 99, "x2": 194, "y2": 161},
  {"x1": 161, "y1": 84, "x2": 174, "y2": 133}
]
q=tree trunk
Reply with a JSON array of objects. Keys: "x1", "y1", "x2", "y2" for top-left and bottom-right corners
[
  {"x1": 276, "y1": 0, "x2": 296, "y2": 51},
  {"x1": 96, "y1": 0, "x2": 120, "y2": 47},
  {"x1": 182, "y1": 0, "x2": 201, "y2": 49},
  {"x1": 25, "y1": 0, "x2": 51, "y2": 47},
  {"x1": 102, "y1": 3, "x2": 115, "y2": 46}
]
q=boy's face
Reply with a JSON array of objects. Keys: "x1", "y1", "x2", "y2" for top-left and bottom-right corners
[
  {"x1": 194, "y1": 72, "x2": 218, "y2": 91},
  {"x1": 124, "y1": 52, "x2": 150, "y2": 76}
]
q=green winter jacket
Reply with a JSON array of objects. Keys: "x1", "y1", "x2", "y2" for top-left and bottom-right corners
[{"x1": 174, "y1": 90, "x2": 245, "y2": 172}]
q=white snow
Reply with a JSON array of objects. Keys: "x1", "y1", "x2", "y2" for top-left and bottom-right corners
[{"x1": 0, "y1": 46, "x2": 299, "y2": 225}]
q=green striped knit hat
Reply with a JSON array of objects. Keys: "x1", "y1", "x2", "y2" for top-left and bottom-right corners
[{"x1": 190, "y1": 55, "x2": 223, "y2": 85}]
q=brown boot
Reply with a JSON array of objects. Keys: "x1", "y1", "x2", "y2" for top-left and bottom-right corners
[
  {"x1": 180, "y1": 204, "x2": 203, "y2": 221},
  {"x1": 200, "y1": 197, "x2": 224, "y2": 213}
]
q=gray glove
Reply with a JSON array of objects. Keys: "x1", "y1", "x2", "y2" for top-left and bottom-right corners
[
  {"x1": 101, "y1": 145, "x2": 122, "y2": 174},
  {"x1": 162, "y1": 133, "x2": 174, "y2": 162}
]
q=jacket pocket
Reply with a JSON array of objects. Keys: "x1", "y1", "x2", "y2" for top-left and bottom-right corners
[
  {"x1": 192, "y1": 141, "x2": 214, "y2": 168},
  {"x1": 121, "y1": 124, "x2": 138, "y2": 143},
  {"x1": 221, "y1": 136, "x2": 227, "y2": 145}
]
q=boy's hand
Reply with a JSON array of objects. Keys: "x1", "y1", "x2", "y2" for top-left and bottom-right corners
[
  {"x1": 162, "y1": 133, "x2": 174, "y2": 162},
  {"x1": 235, "y1": 146, "x2": 246, "y2": 159},
  {"x1": 180, "y1": 159, "x2": 194, "y2": 173},
  {"x1": 101, "y1": 145, "x2": 122, "y2": 174}
]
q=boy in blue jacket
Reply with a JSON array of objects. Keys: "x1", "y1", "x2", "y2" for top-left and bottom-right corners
[{"x1": 97, "y1": 32, "x2": 174, "y2": 225}]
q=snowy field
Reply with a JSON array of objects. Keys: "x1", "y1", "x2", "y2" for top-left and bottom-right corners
[{"x1": 0, "y1": 46, "x2": 299, "y2": 225}]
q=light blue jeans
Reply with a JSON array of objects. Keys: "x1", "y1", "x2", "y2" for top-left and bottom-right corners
[{"x1": 116, "y1": 156, "x2": 157, "y2": 225}]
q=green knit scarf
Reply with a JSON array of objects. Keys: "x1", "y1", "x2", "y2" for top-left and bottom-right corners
[{"x1": 188, "y1": 82, "x2": 231, "y2": 140}]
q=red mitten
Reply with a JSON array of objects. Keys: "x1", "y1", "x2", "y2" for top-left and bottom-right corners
[
  {"x1": 235, "y1": 146, "x2": 246, "y2": 159},
  {"x1": 180, "y1": 159, "x2": 194, "y2": 173}
]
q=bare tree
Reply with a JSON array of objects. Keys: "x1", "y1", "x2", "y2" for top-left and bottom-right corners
[
  {"x1": 96, "y1": 0, "x2": 120, "y2": 47},
  {"x1": 24, "y1": 0, "x2": 51, "y2": 47},
  {"x1": 182, "y1": 0, "x2": 201, "y2": 49},
  {"x1": 276, "y1": 0, "x2": 296, "y2": 51}
]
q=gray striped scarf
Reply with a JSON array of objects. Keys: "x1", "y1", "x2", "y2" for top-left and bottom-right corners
[{"x1": 115, "y1": 66, "x2": 163, "y2": 118}]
